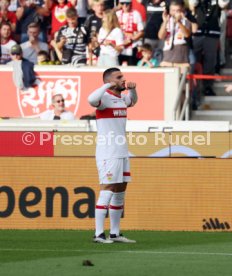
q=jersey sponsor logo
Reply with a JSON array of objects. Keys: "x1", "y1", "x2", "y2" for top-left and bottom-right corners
[
  {"x1": 17, "y1": 75, "x2": 81, "y2": 117},
  {"x1": 113, "y1": 109, "x2": 127, "y2": 117},
  {"x1": 96, "y1": 108, "x2": 127, "y2": 119}
]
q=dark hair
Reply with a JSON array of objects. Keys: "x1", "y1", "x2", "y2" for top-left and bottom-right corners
[
  {"x1": 27, "y1": 22, "x2": 40, "y2": 30},
  {"x1": 66, "y1": 7, "x2": 78, "y2": 18},
  {"x1": 38, "y1": 50, "x2": 49, "y2": 59},
  {"x1": 169, "y1": 0, "x2": 185, "y2": 7},
  {"x1": 141, "y1": 43, "x2": 153, "y2": 52},
  {"x1": 0, "y1": 21, "x2": 12, "y2": 30},
  {"x1": 103, "y1": 67, "x2": 120, "y2": 82},
  {"x1": 55, "y1": 0, "x2": 68, "y2": 3}
]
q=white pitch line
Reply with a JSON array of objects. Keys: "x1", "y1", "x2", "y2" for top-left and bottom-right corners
[{"x1": 0, "y1": 248, "x2": 232, "y2": 257}]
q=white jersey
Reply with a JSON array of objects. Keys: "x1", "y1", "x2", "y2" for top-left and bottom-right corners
[
  {"x1": 88, "y1": 83, "x2": 137, "y2": 161},
  {"x1": 0, "y1": 39, "x2": 16, "y2": 64},
  {"x1": 98, "y1": 27, "x2": 124, "y2": 57}
]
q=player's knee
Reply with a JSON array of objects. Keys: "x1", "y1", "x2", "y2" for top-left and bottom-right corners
[
  {"x1": 110, "y1": 191, "x2": 125, "y2": 206},
  {"x1": 101, "y1": 184, "x2": 115, "y2": 192},
  {"x1": 114, "y1": 182, "x2": 127, "y2": 193}
]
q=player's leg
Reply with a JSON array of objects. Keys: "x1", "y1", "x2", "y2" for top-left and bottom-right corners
[
  {"x1": 94, "y1": 187, "x2": 113, "y2": 243},
  {"x1": 109, "y1": 158, "x2": 136, "y2": 243},
  {"x1": 94, "y1": 159, "x2": 118, "y2": 243},
  {"x1": 109, "y1": 182, "x2": 127, "y2": 237}
]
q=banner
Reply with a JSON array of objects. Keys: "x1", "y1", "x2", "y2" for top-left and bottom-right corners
[
  {"x1": 1, "y1": 131, "x2": 231, "y2": 158},
  {"x1": 0, "y1": 157, "x2": 232, "y2": 231},
  {"x1": 0, "y1": 68, "x2": 165, "y2": 120}
]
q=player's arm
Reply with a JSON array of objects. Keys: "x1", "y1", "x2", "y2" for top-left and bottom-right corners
[
  {"x1": 88, "y1": 83, "x2": 112, "y2": 108},
  {"x1": 124, "y1": 82, "x2": 138, "y2": 107}
]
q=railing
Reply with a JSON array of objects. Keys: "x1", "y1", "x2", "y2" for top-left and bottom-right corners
[{"x1": 173, "y1": 68, "x2": 190, "y2": 120}]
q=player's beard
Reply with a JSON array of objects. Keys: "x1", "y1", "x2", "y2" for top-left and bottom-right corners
[{"x1": 117, "y1": 85, "x2": 126, "y2": 92}]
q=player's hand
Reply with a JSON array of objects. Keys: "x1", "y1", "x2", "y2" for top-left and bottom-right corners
[{"x1": 127, "y1": 82, "x2": 136, "y2": 89}]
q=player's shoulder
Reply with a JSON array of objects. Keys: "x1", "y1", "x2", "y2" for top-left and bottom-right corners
[
  {"x1": 101, "y1": 91, "x2": 111, "y2": 101},
  {"x1": 121, "y1": 93, "x2": 129, "y2": 102}
]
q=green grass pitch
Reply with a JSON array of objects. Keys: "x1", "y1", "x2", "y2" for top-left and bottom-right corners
[{"x1": 0, "y1": 230, "x2": 232, "y2": 276}]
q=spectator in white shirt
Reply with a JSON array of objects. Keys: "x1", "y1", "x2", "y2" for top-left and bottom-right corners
[
  {"x1": 20, "y1": 22, "x2": 49, "y2": 64},
  {"x1": 40, "y1": 94, "x2": 75, "y2": 120},
  {"x1": 97, "y1": 9, "x2": 124, "y2": 67},
  {"x1": 0, "y1": 21, "x2": 16, "y2": 64}
]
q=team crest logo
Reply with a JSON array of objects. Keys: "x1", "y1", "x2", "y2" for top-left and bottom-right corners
[
  {"x1": 107, "y1": 172, "x2": 113, "y2": 181},
  {"x1": 17, "y1": 75, "x2": 81, "y2": 117}
]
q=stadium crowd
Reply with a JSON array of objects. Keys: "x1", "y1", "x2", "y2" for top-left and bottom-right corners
[{"x1": 0, "y1": 0, "x2": 232, "y2": 96}]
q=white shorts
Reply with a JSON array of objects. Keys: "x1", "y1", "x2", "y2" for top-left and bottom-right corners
[{"x1": 96, "y1": 158, "x2": 131, "y2": 184}]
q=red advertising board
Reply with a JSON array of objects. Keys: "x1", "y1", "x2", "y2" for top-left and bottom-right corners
[
  {"x1": 0, "y1": 132, "x2": 54, "y2": 156},
  {"x1": 0, "y1": 69, "x2": 164, "y2": 119}
]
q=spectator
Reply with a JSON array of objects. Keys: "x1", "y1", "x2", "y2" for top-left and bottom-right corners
[
  {"x1": 97, "y1": 9, "x2": 124, "y2": 66},
  {"x1": 184, "y1": 2, "x2": 198, "y2": 109},
  {"x1": 55, "y1": 7, "x2": 90, "y2": 65},
  {"x1": 0, "y1": 22, "x2": 17, "y2": 64},
  {"x1": 84, "y1": 0, "x2": 104, "y2": 38},
  {"x1": 16, "y1": 0, "x2": 50, "y2": 43},
  {"x1": 84, "y1": 0, "x2": 104, "y2": 64},
  {"x1": 20, "y1": 22, "x2": 49, "y2": 64},
  {"x1": 137, "y1": 43, "x2": 159, "y2": 67},
  {"x1": 184, "y1": 5, "x2": 198, "y2": 72},
  {"x1": 116, "y1": 0, "x2": 144, "y2": 65},
  {"x1": 189, "y1": 0, "x2": 230, "y2": 96},
  {"x1": 37, "y1": 49, "x2": 62, "y2": 63},
  {"x1": 103, "y1": 0, "x2": 117, "y2": 9},
  {"x1": 75, "y1": 0, "x2": 89, "y2": 25},
  {"x1": 37, "y1": 49, "x2": 49, "y2": 63},
  {"x1": 50, "y1": 33, "x2": 63, "y2": 61},
  {"x1": 142, "y1": 0, "x2": 164, "y2": 55},
  {"x1": 44, "y1": 0, "x2": 76, "y2": 39},
  {"x1": 9, "y1": 44, "x2": 37, "y2": 90},
  {"x1": 158, "y1": 0, "x2": 191, "y2": 72},
  {"x1": 219, "y1": 5, "x2": 229, "y2": 67},
  {"x1": 40, "y1": 94, "x2": 75, "y2": 120},
  {"x1": 0, "y1": 0, "x2": 17, "y2": 32}
]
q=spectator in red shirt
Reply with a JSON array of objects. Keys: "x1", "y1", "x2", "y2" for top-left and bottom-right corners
[
  {"x1": 44, "y1": 0, "x2": 76, "y2": 38},
  {"x1": 0, "y1": 0, "x2": 17, "y2": 32}
]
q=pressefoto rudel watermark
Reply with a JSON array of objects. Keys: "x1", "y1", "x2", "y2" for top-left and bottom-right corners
[
  {"x1": 154, "y1": 132, "x2": 211, "y2": 146},
  {"x1": 21, "y1": 131, "x2": 211, "y2": 147}
]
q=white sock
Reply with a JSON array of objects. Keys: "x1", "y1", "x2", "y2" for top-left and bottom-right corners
[
  {"x1": 109, "y1": 192, "x2": 125, "y2": 236},
  {"x1": 95, "y1": 190, "x2": 113, "y2": 237}
]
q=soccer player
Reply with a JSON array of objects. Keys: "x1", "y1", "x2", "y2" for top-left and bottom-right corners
[{"x1": 88, "y1": 67, "x2": 138, "y2": 243}]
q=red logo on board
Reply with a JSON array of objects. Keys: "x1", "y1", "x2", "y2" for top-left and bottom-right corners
[{"x1": 17, "y1": 75, "x2": 81, "y2": 117}]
